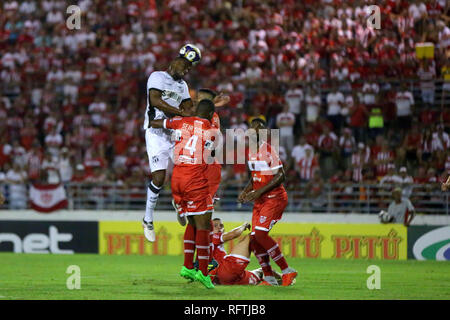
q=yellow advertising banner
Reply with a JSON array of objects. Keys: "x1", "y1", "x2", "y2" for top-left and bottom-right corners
[{"x1": 98, "y1": 221, "x2": 407, "y2": 260}]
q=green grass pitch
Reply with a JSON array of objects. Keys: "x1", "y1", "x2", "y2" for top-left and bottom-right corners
[{"x1": 0, "y1": 253, "x2": 449, "y2": 300}]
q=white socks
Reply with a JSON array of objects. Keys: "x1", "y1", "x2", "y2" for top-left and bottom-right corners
[{"x1": 144, "y1": 181, "x2": 162, "y2": 223}]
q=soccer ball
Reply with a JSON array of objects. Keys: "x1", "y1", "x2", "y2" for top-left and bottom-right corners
[
  {"x1": 179, "y1": 44, "x2": 202, "y2": 65},
  {"x1": 378, "y1": 210, "x2": 393, "y2": 223}
]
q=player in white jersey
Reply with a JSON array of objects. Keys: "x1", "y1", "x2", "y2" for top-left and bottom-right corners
[{"x1": 142, "y1": 44, "x2": 201, "y2": 242}]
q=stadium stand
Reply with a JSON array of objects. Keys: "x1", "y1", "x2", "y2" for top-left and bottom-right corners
[{"x1": 0, "y1": 0, "x2": 449, "y2": 213}]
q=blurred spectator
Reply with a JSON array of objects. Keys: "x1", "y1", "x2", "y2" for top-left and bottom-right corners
[
  {"x1": 394, "y1": 83, "x2": 415, "y2": 132},
  {"x1": 326, "y1": 85, "x2": 345, "y2": 131},
  {"x1": 305, "y1": 87, "x2": 321, "y2": 125},
  {"x1": 5, "y1": 162, "x2": 27, "y2": 209},
  {"x1": 276, "y1": 105, "x2": 295, "y2": 154},
  {"x1": 417, "y1": 59, "x2": 436, "y2": 106},
  {"x1": 296, "y1": 146, "x2": 318, "y2": 182},
  {"x1": 284, "y1": 83, "x2": 304, "y2": 134},
  {"x1": 58, "y1": 147, "x2": 73, "y2": 184}
]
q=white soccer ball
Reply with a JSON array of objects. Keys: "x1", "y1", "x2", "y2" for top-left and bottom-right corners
[
  {"x1": 179, "y1": 44, "x2": 202, "y2": 65},
  {"x1": 378, "y1": 210, "x2": 392, "y2": 223}
]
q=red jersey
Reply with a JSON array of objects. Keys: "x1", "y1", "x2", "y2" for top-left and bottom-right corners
[
  {"x1": 211, "y1": 232, "x2": 227, "y2": 264},
  {"x1": 164, "y1": 116, "x2": 213, "y2": 167},
  {"x1": 210, "y1": 112, "x2": 222, "y2": 167},
  {"x1": 211, "y1": 112, "x2": 220, "y2": 130},
  {"x1": 248, "y1": 141, "x2": 286, "y2": 200}
]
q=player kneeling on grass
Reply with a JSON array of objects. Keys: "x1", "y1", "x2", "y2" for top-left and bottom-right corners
[
  {"x1": 238, "y1": 118, "x2": 297, "y2": 286},
  {"x1": 208, "y1": 218, "x2": 283, "y2": 286},
  {"x1": 378, "y1": 187, "x2": 415, "y2": 227},
  {"x1": 151, "y1": 99, "x2": 216, "y2": 289}
]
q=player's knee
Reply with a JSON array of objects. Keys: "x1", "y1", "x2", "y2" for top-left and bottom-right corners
[{"x1": 150, "y1": 172, "x2": 165, "y2": 187}]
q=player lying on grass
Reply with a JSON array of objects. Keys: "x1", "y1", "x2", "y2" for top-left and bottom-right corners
[
  {"x1": 238, "y1": 118, "x2": 297, "y2": 286},
  {"x1": 173, "y1": 88, "x2": 229, "y2": 226},
  {"x1": 208, "y1": 217, "x2": 283, "y2": 286},
  {"x1": 150, "y1": 99, "x2": 216, "y2": 289}
]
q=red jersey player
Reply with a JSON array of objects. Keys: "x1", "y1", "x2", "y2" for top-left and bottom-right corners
[
  {"x1": 208, "y1": 217, "x2": 283, "y2": 286},
  {"x1": 174, "y1": 88, "x2": 228, "y2": 226},
  {"x1": 238, "y1": 118, "x2": 297, "y2": 286},
  {"x1": 195, "y1": 89, "x2": 228, "y2": 199},
  {"x1": 150, "y1": 99, "x2": 216, "y2": 289}
]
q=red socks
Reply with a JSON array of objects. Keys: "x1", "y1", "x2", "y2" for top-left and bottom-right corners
[
  {"x1": 254, "y1": 230, "x2": 289, "y2": 272},
  {"x1": 196, "y1": 229, "x2": 210, "y2": 276},
  {"x1": 183, "y1": 223, "x2": 196, "y2": 269},
  {"x1": 250, "y1": 234, "x2": 274, "y2": 277}
]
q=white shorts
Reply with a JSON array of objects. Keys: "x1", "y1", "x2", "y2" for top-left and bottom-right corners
[{"x1": 145, "y1": 129, "x2": 174, "y2": 173}]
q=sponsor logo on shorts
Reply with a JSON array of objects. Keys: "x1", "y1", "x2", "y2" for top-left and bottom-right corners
[
  {"x1": 413, "y1": 226, "x2": 450, "y2": 261},
  {"x1": 187, "y1": 201, "x2": 196, "y2": 209},
  {"x1": 152, "y1": 156, "x2": 159, "y2": 164}
]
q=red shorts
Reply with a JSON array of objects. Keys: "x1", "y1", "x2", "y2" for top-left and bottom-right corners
[
  {"x1": 211, "y1": 255, "x2": 261, "y2": 285},
  {"x1": 252, "y1": 192, "x2": 288, "y2": 233},
  {"x1": 171, "y1": 166, "x2": 213, "y2": 216},
  {"x1": 205, "y1": 163, "x2": 221, "y2": 197}
]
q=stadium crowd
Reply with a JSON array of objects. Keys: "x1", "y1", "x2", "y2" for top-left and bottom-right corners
[{"x1": 0, "y1": 0, "x2": 449, "y2": 210}]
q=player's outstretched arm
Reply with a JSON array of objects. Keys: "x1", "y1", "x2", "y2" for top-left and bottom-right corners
[
  {"x1": 149, "y1": 89, "x2": 191, "y2": 117},
  {"x1": 213, "y1": 93, "x2": 230, "y2": 107},
  {"x1": 222, "y1": 222, "x2": 251, "y2": 242},
  {"x1": 238, "y1": 179, "x2": 253, "y2": 203},
  {"x1": 244, "y1": 167, "x2": 286, "y2": 202},
  {"x1": 441, "y1": 176, "x2": 450, "y2": 191}
]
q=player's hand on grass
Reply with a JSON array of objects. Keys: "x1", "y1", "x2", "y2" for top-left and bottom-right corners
[{"x1": 213, "y1": 93, "x2": 230, "y2": 107}]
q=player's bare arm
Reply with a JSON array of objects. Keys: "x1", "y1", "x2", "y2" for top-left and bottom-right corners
[
  {"x1": 179, "y1": 98, "x2": 195, "y2": 116},
  {"x1": 222, "y1": 222, "x2": 251, "y2": 242},
  {"x1": 238, "y1": 178, "x2": 253, "y2": 203},
  {"x1": 213, "y1": 93, "x2": 230, "y2": 107},
  {"x1": 150, "y1": 119, "x2": 165, "y2": 129},
  {"x1": 441, "y1": 175, "x2": 450, "y2": 191},
  {"x1": 244, "y1": 167, "x2": 286, "y2": 202},
  {"x1": 149, "y1": 89, "x2": 191, "y2": 117}
]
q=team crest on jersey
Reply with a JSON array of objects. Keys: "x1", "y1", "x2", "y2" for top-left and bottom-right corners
[{"x1": 259, "y1": 216, "x2": 267, "y2": 223}]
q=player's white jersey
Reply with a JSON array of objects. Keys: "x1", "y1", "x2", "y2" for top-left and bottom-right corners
[{"x1": 143, "y1": 71, "x2": 191, "y2": 135}]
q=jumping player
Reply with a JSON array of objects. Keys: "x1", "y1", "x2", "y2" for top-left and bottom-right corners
[
  {"x1": 208, "y1": 217, "x2": 283, "y2": 286},
  {"x1": 142, "y1": 44, "x2": 201, "y2": 242},
  {"x1": 238, "y1": 118, "x2": 297, "y2": 286},
  {"x1": 150, "y1": 99, "x2": 216, "y2": 289}
]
